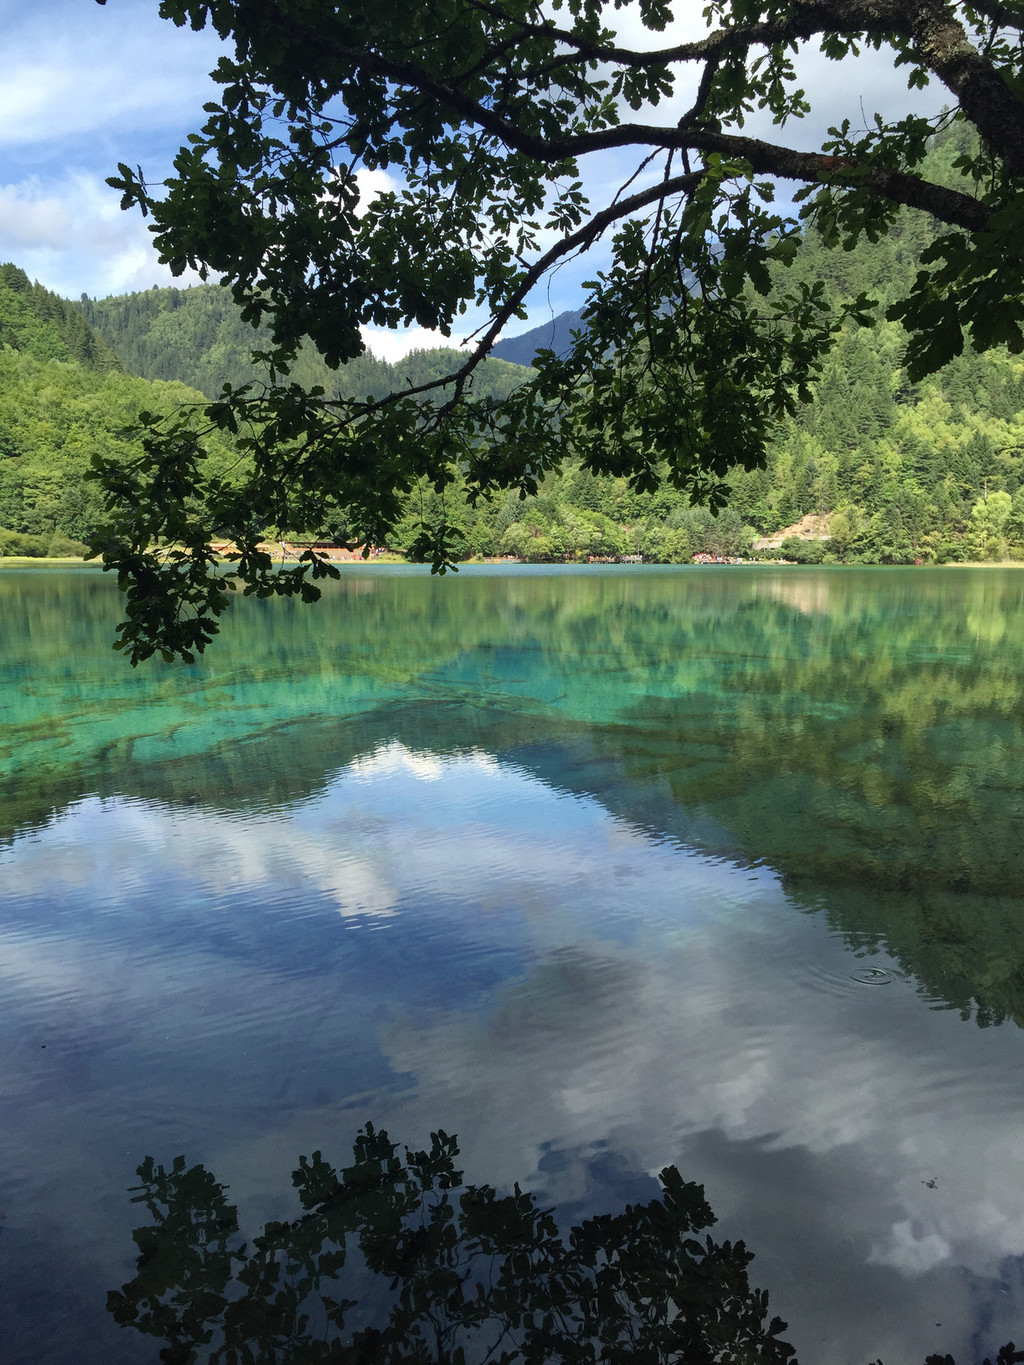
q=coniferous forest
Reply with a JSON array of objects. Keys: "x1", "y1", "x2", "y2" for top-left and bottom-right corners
[{"x1": 3, "y1": 125, "x2": 1024, "y2": 564}]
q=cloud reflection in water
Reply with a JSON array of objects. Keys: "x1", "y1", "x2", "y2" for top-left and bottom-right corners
[{"x1": 1, "y1": 742, "x2": 1023, "y2": 1364}]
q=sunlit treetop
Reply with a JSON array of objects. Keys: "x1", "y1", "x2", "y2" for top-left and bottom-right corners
[{"x1": 91, "y1": 0, "x2": 1024, "y2": 660}]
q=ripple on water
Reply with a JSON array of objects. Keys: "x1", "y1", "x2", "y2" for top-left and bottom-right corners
[
  {"x1": 849, "y1": 966, "x2": 903, "y2": 985},
  {"x1": 804, "y1": 960, "x2": 911, "y2": 996}
]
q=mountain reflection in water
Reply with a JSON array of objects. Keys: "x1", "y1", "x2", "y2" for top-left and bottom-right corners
[{"x1": 2, "y1": 566, "x2": 1024, "y2": 1365}]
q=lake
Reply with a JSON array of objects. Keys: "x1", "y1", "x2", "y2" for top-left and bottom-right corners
[{"x1": 2, "y1": 564, "x2": 1023, "y2": 1364}]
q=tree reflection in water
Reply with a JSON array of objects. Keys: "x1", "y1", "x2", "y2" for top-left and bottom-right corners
[
  {"x1": 107, "y1": 1126, "x2": 1024, "y2": 1365},
  {"x1": 107, "y1": 1124, "x2": 795, "y2": 1365}
]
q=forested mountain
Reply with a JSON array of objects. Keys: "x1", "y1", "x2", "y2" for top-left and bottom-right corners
[
  {"x1": 408, "y1": 122, "x2": 1024, "y2": 565},
  {"x1": 76, "y1": 284, "x2": 528, "y2": 404},
  {"x1": 722, "y1": 122, "x2": 1024, "y2": 564},
  {"x1": 4, "y1": 120, "x2": 1024, "y2": 565},
  {"x1": 0, "y1": 264, "x2": 120, "y2": 372},
  {"x1": 0, "y1": 268, "x2": 234, "y2": 556}
]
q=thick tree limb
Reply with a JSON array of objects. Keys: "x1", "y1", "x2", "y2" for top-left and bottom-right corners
[{"x1": 248, "y1": 0, "x2": 994, "y2": 233}]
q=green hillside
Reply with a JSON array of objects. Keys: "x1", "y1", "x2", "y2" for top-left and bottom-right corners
[
  {"x1": 399, "y1": 124, "x2": 1024, "y2": 564},
  {"x1": 719, "y1": 121, "x2": 1024, "y2": 564},
  {"x1": 0, "y1": 264, "x2": 120, "y2": 372},
  {"x1": 0, "y1": 268, "x2": 235, "y2": 557}
]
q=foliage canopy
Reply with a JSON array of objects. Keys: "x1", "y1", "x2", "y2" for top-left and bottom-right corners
[{"x1": 90, "y1": 0, "x2": 1024, "y2": 659}]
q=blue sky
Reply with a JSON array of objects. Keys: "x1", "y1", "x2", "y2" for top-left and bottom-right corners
[
  {"x1": 0, "y1": 0, "x2": 945, "y2": 359},
  {"x1": 0, "y1": 0, "x2": 223, "y2": 294}
]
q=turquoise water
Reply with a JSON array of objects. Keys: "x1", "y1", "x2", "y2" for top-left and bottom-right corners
[{"x1": 2, "y1": 565, "x2": 1024, "y2": 1362}]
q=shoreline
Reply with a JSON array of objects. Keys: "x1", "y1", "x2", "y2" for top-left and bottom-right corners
[{"x1": 2, "y1": 555, "x2": 1023, "y2": 570}]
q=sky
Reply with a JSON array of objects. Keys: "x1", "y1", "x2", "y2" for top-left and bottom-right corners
[{"x1": 0, "y1": 0, "x2": 946, "y2": 360}]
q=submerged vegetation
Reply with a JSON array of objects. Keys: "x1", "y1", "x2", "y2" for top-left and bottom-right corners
[{"x1": 5, "y1": 565, "x2": 1024, "y2": 1031}]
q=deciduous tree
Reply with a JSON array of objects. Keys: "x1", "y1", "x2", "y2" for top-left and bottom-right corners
[{"x1": 90, "y1": 0, "x2": 1024, "y2": 659}]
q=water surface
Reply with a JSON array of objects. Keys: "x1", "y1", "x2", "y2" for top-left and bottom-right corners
[{"x1": 2, "y1": 565, "x2": 1023, "y2": 1363}]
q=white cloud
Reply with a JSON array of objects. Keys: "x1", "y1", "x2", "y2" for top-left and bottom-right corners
[
  {"x1": 0, "y1": 180, "x2": 76, "y2": 252},
  {"x1": 353, "y1": 166, "x2": 402, "y2": 213},
  {"x1": 360, "y1": 324, "x2": 472, "y2": 363},
  {"x1": 0, "y1": 52, "x2": 210, "y2": 151},
  {"x1": 349, "y1": 740, "x2": 480, "y2": 782},
  {"x1": 0, "y1": 0, "x2": 223, "y2": 296},
  {"x1": 870, "y1": 1219, "x2": 954, "y2": 1275},
  {"x1": 0, "y1": 1, "x2": 223, "y2": 153},
  {"x1": 1, "y1": 793, "x2": 398, "y2": 921},
  {"x1": 0, "y1": 172, "x2": 206, "y2": 297}
]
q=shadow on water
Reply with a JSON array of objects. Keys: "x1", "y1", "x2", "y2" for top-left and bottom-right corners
[{"x1": 108, "y1": 1126, "x2": 1020, "y2": 1365}]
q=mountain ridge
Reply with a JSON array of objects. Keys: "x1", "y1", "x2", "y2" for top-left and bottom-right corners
[
  {"x1": 76, "y1": 284, "x2": 532, "y2": 403},
  {"x1": 491, "y1": 309, "x2": 585, "y2": 366}
]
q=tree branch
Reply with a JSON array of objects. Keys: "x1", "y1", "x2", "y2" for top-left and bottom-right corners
[
  {"x1": 686, "y1": 128, "x2": 991, "y2": 230},
  {"x1": 255, "y1": 0, "x2": 993, "y2": 232},
  {"x1": 907, "y1": 0, "x2": 1024, "y2": 178},
  {"x1": 335, "y1": 167, "x2": 704, "y2": 415}
]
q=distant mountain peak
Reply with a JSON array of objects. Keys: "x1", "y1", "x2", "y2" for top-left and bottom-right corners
[{"x1": 491, "y1": 309, "x2": 586, "y2": 367}]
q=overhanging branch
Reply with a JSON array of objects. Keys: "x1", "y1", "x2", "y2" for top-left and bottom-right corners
[
  {"x1": 335, "y1": 167, "x2": 705, "y2": 414},
  {"x1": 255, "y1": 0, "x2": 994, "y2": 233}
]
